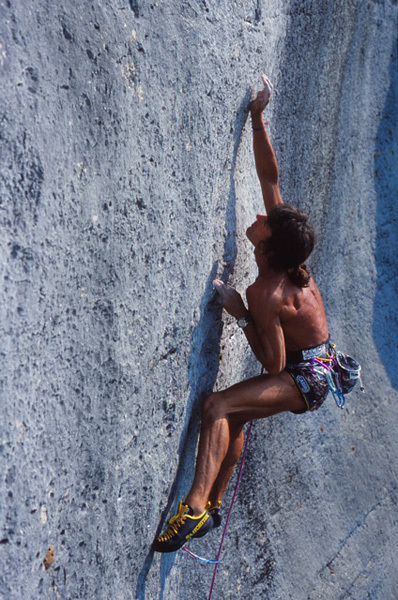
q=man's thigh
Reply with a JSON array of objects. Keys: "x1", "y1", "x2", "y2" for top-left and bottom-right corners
[{"x1": 217, "y1": 371, "x2": 306, "y2": 421}]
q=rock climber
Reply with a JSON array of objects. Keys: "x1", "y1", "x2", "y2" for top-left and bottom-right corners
[{"x1": 153, "y1": 75, "x2": 331, "y2": 553}]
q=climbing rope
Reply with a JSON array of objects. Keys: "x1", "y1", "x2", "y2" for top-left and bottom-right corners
[{"x1": 207, "y1": 419, "x2": 253, "y2": 599}]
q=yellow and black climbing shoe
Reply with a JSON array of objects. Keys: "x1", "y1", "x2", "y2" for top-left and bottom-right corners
[
  {"x1": 192, "y1": 500, "x2": 222, "y2": 538},
  {"x1": 152, "y1": 500, "x2": 213, "y2": 553},
  {"x1": 207, "y1": 500, "x2": 222, "y2": 529}
]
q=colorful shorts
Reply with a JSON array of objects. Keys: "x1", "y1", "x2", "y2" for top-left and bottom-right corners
[{"x1": 285, "y1": 358, "x2": 330, "y2": 413}]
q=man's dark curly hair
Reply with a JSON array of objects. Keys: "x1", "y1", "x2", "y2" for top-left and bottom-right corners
[{"x1": 259, "y1": 205, "x2": 315, "y2": 287}]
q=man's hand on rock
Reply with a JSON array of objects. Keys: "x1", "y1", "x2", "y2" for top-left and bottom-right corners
[
  {"x1": 250, "y1": 74, "x2": 273, "y2": 115},
  {"x1": 213, "y1": 279, "x2": 247, "y2": 320}
]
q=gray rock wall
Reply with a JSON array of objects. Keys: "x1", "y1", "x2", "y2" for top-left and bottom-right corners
[{"x1": 1, "y1": 1, "x2": 397, "y2": 598}]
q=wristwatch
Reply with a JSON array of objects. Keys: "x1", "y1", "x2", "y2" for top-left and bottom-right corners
[{"x1": 237, "y1": 316, "x2": 251, "y2": 329}]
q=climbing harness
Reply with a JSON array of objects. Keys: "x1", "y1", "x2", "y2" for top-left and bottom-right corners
[
  {"x1": 181, "y1": 419, "x2": 254, "y2": 599},
  {"x1": 310, "y1": 343, "x2": 363, "y2": 409}
]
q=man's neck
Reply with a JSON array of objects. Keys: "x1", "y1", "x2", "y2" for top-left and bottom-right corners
[{"x1": 255, "y1": 252, "x2": 275, "y2": 278}]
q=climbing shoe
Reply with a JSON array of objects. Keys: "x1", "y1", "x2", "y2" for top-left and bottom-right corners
[
  {"x1": 152, "y1": 500, "x2": 213, "y2": 553},
  {"x1": 207, "y1": 500, "x2": 222, "y2": 529},
  {"x1": 192, "y1": 500, "x2": 222, "y2": 538}
]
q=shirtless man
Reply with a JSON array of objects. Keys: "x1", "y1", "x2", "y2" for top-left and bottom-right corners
[{"x1": 153, "y1": 75, "x2": 330, "y2": 553}]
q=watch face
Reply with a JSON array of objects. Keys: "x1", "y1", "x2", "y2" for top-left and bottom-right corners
[{"x1": 238, "y1": 317, "x2": 248, "y2": 328}]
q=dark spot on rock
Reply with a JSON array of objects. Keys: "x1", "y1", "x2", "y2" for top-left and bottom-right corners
[
  {"x1": 136, "y1": 197, "x2": 146, "y2": 210},
  {"x1": 26, "y1": 67, "x2": 38, "y2": 82},
  {"x1": 254, "y1": 0, "x2": 261, "y2": 23},
  {"x1": 11, "y1": 243, "x2": 20, "y2": 258},
  {"x1": 62, "y1": 25, "x2": 72, "y2": 40},
  {"x1": 130, "y1": 0, "x2": 139, "y2": 17}
]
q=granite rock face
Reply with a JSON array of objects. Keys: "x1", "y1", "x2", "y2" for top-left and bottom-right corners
[{"x1": 1, "y1": 1, "x2": 397, "y2": 599}]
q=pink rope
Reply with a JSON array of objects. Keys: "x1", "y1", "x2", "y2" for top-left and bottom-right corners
[{"x1": 208, "y1": 419, "x2": 254, "y2": 600}]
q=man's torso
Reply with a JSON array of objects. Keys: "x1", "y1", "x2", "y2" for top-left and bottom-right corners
[{"x1": 247, "y1": 274, "x2": 329, "y2": 353}]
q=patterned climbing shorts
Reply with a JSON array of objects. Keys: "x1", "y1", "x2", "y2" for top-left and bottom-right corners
[{"x1": 285, "y1": 358, "x2": 330, "y2": 413}]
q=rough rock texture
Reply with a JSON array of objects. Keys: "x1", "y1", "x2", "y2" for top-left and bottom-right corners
[{"x1": 1, "y1": 1, "x2": 397, "y2": 599}]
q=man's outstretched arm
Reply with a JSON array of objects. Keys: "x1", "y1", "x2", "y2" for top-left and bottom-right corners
[{"x1": 251, "y1": 75, "x2": 283, "y2": 213}]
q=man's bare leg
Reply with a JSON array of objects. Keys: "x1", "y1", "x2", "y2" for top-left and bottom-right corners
[
  {"x1": 184, "y1": 371, "x2": 305, "y2": 515},
  {"x1": 207, "y1": 420, "x2": 244, "y2": 506}
]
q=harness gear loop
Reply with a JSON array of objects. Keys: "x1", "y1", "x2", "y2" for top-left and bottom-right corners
[{"x1": 310, "y1": 345, "x2": 362, "y2": 409}]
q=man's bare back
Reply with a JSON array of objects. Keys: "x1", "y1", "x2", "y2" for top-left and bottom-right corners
[{"x1": 247, "y1": 274, "x2": 329, "y2": 353}]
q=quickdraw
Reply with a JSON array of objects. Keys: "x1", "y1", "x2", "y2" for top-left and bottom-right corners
[
  {"x1": 311, "y1": 346, "x2": 363, "y2": 409},
  {"x1": 182, "y1": 547, "x2": 220, "y2": 565}
]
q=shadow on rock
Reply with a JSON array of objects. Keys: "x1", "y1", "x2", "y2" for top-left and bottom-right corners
[
  {"x1": 374, "y1": 37, "x2": 398, "y2": 389},
  {"x1": 135, "y1": 88, "x2": 251, "y2": 600}
]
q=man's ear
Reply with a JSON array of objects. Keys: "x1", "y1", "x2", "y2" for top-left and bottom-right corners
[{"x1": 257, "y1": 240, "x2": 268, "y2": 255}]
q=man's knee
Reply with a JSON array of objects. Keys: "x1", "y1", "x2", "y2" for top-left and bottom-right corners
[{"x1": 201, "y1": 393, "x2": 225, "y2": 422}]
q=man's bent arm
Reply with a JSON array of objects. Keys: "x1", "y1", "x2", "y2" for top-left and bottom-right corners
[
  {"x1": 213, "y1": 279, "x2": 271, "y2": 368},
  {"x1": 240, "y1": 319, "x2": 269, "y2": 367},
  {"x1": 246, "y1": 286, "x2": 286, "y2": 374},
  {"x1": 242, "y1": 316, "x2": 286, "y2": 374},
  {"x1": 234, "y1": 302, "x2": 285, "y2": 374}
]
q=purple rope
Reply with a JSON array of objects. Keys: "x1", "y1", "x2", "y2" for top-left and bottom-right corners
[{"x1": 208, "y1": 419, "x2": 254, "y2": 600}]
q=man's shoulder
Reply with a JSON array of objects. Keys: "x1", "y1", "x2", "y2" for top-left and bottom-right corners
[{"x1": 246, "y1": 277, "x2": 283, "y2": 306}]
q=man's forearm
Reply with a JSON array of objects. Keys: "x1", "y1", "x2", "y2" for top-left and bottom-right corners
[
  {"x1": 241, "y1": 319, "x2": 268, "y2": 366},
  {"x1": 252, "y1": 114, "x2": 279, "y2": 185},
  {"x1": 232, "y1": 302, "x2": 268, "y2": 365}
]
